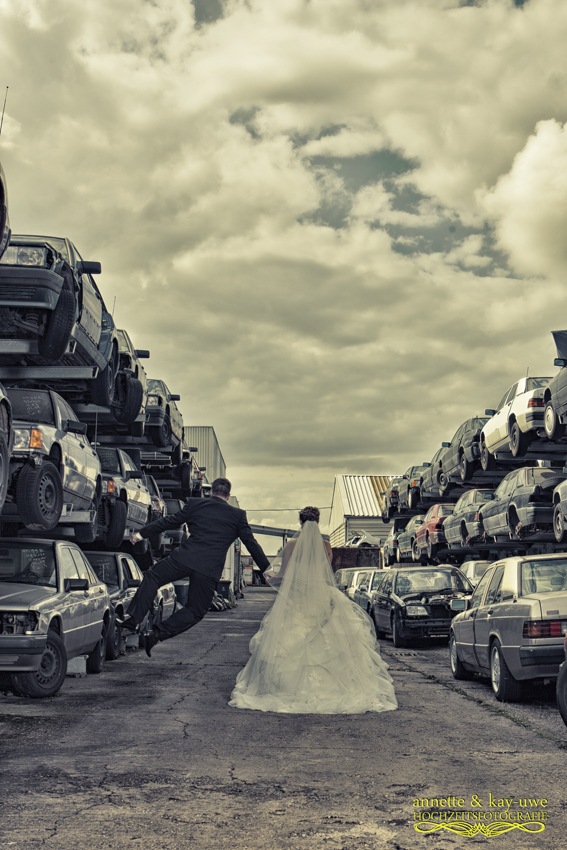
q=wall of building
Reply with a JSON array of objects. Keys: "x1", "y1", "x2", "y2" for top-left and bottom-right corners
[{"x1": 184, "y1": 426, "x2": 227, "y2": 482}]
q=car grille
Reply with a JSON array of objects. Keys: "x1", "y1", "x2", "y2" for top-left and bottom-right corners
[
  {"x1": 0, "y1": 287, "x2": 38, "y2": 300},
  {"x1": 428, "y1": 605, "x2": 450, "y2": 619}
]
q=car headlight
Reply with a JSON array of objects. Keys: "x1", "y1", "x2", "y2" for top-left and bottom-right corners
[
  {"x1": 12, "y1": 428, "x2": 31, "y2": 450},
  {"x1": 0, "y1": 611, "x2": 39, "y2": 634},
  {"x1": 0, "y1": 245, "x2": 48, "y2": 267},
  {"x1": 102, "y1": 479, "x2": 117, "y2": 495},
  {"x1": 406, "y1": 605, "x2": 428, "y2": 617},
  {"x1": 146, "y1": 395, "x2": 161, "y2": 407}
]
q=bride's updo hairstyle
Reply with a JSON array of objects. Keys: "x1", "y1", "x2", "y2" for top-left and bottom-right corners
[{"x1": 299, "y1": 506, "x2": 320, "y2": 524}]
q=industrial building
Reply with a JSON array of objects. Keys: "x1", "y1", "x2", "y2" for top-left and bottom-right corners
[{"x1": 328, "y1": 474, "x2": 395, "y2": 547}]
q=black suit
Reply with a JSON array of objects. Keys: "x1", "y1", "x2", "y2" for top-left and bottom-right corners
[{"x1": 127, "y1": 496, "x2": 270, "y2": 642}]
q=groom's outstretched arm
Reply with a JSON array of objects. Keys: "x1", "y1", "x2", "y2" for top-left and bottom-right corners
[{"x1": 238, "y1": 512, "x2": 271, "y2": 574}]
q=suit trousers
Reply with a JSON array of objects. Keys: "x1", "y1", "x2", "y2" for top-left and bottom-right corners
[{"x1": 127, "y1": 555, "x2": 218, "y2": 642}]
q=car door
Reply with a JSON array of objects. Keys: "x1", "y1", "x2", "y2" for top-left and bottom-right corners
[
  {"x1": 473, "y1": 562, "x2": 506, "y2": 669},
  {"x1": 375, "y1": 571, "x2": 393, "y2": 631},
  {"x1": 70, "y1": 547, "x2": 106, "y2": 648},
  {"x1": 485, "y1": 385, "x2": 516, "y2": 452},
  {"x1": 482, "y1": 473, "x2": 517, "y2": 538},
  {"x1": 447, "y1": 423, "x2": 466, "y2": 476},
  {"x1": 120, "y1": 555, "x2": 142, "y2": 608},
  {"x1": 57, "y1": 545, "x2": 88, "y2": 654},
  {"x1": 120, "y1": 450, "x2": 150, "y2": 525},
  {"x1": 497, "y1": 383, "x2": 519, "y2": 448},
  {"x1": 454, "y1": 566, "x2": 494, "y2": 668}
]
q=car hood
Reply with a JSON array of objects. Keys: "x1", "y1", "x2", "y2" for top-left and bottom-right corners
[{"x1": 0, "y1": 583, "x2": 57, "y2": 610}]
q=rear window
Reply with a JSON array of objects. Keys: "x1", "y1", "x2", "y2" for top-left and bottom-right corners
[
  {"x1": 520, "y1": 559, "x2": 567, "y2": 595},
  {"x1": 526, "y1": 378, "x2": 551, "y2": 391},
  {"x1": 7, "y1": 389, "x2": 55, "y2": 426}
]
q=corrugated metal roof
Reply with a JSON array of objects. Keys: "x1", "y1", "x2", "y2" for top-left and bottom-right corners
[{"x1": 334, "y1": 475, "x2": 396, "y2": 517}]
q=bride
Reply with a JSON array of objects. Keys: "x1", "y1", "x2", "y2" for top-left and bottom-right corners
[{"x1": 229, "y1": 506, "x2": 398, "y2": 714}]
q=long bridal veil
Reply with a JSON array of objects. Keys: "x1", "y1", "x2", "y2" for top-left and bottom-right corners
[{"x1": 229, "y1": 521, "x2": 398, "y2": 714}]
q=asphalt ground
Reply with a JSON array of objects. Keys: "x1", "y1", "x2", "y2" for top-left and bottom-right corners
[{"x1": 0, "y1": 586, "x2": 566, "y2": 850}]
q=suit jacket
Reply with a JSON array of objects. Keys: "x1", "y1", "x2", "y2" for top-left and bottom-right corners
[{"x1": 140, "y1": 496, "x2": 271, "y2": 580}]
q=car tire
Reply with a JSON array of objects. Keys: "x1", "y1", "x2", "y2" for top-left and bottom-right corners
[
  {"x1": 556, "y1": 662, "x2": 567, "y2": 727},
  {"x1": 151, "y1": 416, "x2": 172, "y2": 449},
  {"x1": 438, "y1": 471, "x2": 450, "y2": 494},
  {"x1": 75, "y1": 500, "x2": 99, "y2": 544},
  {"x1": 104, "y1": 500, "x2": 128, "y2": 550},
  {"x1": 392, "y1": 616, "x2": 407, "y2": 647},
  {"x1": 450, "y1": 634, "x2": 474, "y2": 680},
  {"x1": 86, "y1": 625, "x2": 107, "y2": 674},
  {"x1": 37, "y1": 284, "x2": 76, "y2": 362},
  {"x1": 91, "y1": 350, "x2": 117, "y2": 407},
  {"x1": 113, "y1": 374, "x2": 144, "y2": 425},
  {"x1": 459, "y1": 454, "x2": 473, "y2": 482},
  {"x1": 544, "y1": 401, "x2": 566, "y2": 441},
  {"x1": 480, "y1": 440, "x2": 495, "y2": 471},
  {"x1": 490, "y1": 639, "x2": 523, "y2": 702},
  {"x1": 426, "y1": 535, "x2": 437, "y2": 560},
  {"x1": 408, "y1": 489, "x2": 419, "y2": 510},
  {"x1": 509, "y1": 421, "x2": 529, "y2": 458},
  {"x1": 554, "y1": 503, "x2": 566, "y2": 543},
  {"x1": 0, "y1": 402, "x2": 10, "y2": 513},
  {"x1": 16, "y1": 461, "x2": 63, "y2": 531},
  {"x1": 106, "y1": 616, "x2": 122, "y2": 661},
  {"x1": 11, "y1": 630, "x2": 67, "y2": 698},
  {"x1": 411, "y1": 539, "x2": 421, "y2": 562}
]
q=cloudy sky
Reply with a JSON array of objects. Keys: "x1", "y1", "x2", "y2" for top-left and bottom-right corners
[{"x1": 1, "y1": 0, "x2": 566, "y2": 539}]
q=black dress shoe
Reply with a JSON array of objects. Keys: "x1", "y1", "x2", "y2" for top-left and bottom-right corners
[
  {"x1": 141, "y1": 630, "x2": 159, "y2": 658},
  {"x1": 115, "y1": 615, "x2": 139, "y2": 632}
]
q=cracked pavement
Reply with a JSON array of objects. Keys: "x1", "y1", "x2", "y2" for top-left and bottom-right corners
[{"x1": 0, "y1": 587, "x2": 566, "y2": 849}]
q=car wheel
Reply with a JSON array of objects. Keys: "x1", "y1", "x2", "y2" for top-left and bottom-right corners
[
  {"x1": 411, "y1": 538, "x2": 421, "y2": 562},
  {"x1": 490, "y1": 639, "x2": 523, "y2": 702},
  {"x1": 438, "y1": 471, "x2": 450, "y2": 494},
  {"x1": 11, "y1": 630, "x2": 68, "y2": 698},
  {"x1": 37, "y1": 285, "x2": 76, "y2": 362},
  {"x1": 151, "y1": 416, "x2": 172, "y2": 449},
  {"x1": 104, "y1": 500, "x2": 128, "y2": 550},
  {"x1": 450, "y1": 634, "x2": 474, "y2": 680},
  {"x1": 86, "y1": 625, "x2": 107, "y2": 674},
  {"x1": 509, "y1": 421, "x2": 529, "y2": 458},
  {"x1": 459, "y1": 453, "x2": 473, "y2": 482},
  {"x1": 480, "y1": 440, "x2": 495, "y2": 471},
  {"x1": 408, "y1": 489, "x2": 419, "y2": 510},
  {"x1": 113, "y1": 374, "x2": 144, "y2": 425},
  {"x1": 16, "y1": 461, "x2": 63, "y2": 531},
  {"x1": 426, "y1": 535, "x2": 437, "y2": 559},
  {"x1": 556, "y1": 662, "x2": 567, "y2": 727},
  {"x1": 459, "y1": 523, "x2": 469, "y2": 548},
  {"x1": 0, "y1": 402, "x2": 10, "y2": 512},
  {"x1": 544, "y1": 401, "x2": 566, "y2": 441},
  {"x1": 554, "y1": 503, "x2": 566, "y2": 543},
  {"x1": 91, "y1": 352, "x2": 117, "y2": 407},
  {"x1": 75, "y1": 500, "x2": 99, "y2": 544},
  {"x1": 106, "y1": 616, "x2": 122, "y2": 661},
  {"x1": 392, "y1": 616, "x2": 407, "y2": 647}
]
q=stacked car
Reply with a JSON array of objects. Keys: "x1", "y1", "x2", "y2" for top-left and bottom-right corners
[{"x1": 0, "y1": 199, "x2": 205, "y2": 697}]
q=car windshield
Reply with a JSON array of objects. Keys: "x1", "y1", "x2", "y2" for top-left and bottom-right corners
[
  {"x1": 7, "y1": 389, "x2": 55, "y2": 426},
  {"x1": 147, "y1": 379, "x2": 165, "y2": 394},
  {"x1": 395, "y1": 569, "x2": 469, "y2": 594},
  {"x1": 0, "y1": 543, "x2": 57, "y2": 587},
  {"x1": 526, "y1": 378, "x2": 551, "y2": 391},
  {"x1": 471, "y1": 417, "x2": 489, "y2": 428},
  {"x1": 520, "y1": 559, "x2": 567, "y2": 595},
  {"x1": 14, "y1": 235, "x2": 69, "y2": 260},
  {"x1": 85, "y1": 553, "x2": 119, "y2": 588},
  {"x1": 471, "y1": 562, "x2": 491, "y2": 578},
  {"x1": 116, "y1": 330, "x2": 130, "y2": 352},
  {"x1": 97, "y1": 448, "x2": 121, "y2": 475}
]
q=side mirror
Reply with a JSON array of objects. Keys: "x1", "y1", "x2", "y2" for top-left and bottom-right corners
[
  {"x1": 66, "y1": 420, "x2": 88, "y2": 435},
  {"x1": 135, "y1": 350, "x2": 150, "y2": 359},
  {"x1": 450, "y1": 598, "x2": 469, "y2": 612},
  {"x1": 64, "y1": 577, "x2": 89, "y2": 592},
  {"x1": 441, "y1": 442, "x2": 450, "y2": 448},
  {"x1": 125, "y1": 470, "x2": 143, "y2": 480},
  {"x1": 422, "y1": 462, "x2": 431, "y2": 467},
  {"x1": 554, "y1": 358, "x2": 567, "y2": 368},
  {"x1": 125, "y1": 578, "x2": 141, "y2": 588},
  {"x1": 485, "y1": 409, "x2": 496, "y2": 416},
  {"x1": 77, "y1": 260, "x2": 101, "y2": 275},
  {"x1": 169, "y1": 394, "x2": 181, "y2": 402}
]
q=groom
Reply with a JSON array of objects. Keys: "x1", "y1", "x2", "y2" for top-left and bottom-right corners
[{"x1": 118, "y1": 477, "x2": 271, "y2": 656}]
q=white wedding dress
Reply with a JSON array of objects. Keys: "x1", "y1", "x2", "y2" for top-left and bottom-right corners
[{"x1": 229, "y1": 521, "x2": 398, "y2": 714}]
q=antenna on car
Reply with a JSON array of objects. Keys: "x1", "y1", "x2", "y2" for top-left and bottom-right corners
[
  {"x1": 0, "y1": 87, "x2": 8, "y2": 137},
  {"x1": 526, "y1": 366, "x2": 529, "y2": 378},
  {"x1": 112, "y1": 296, "x2": 116, "y2": 318}
]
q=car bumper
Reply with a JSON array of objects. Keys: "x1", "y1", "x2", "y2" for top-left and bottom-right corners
[
  {"x1": 517, "y1": 643, "x2": 565, "y2": 677},
  {"x1": 518, "y1": 410, "x2": 545, "y2": 431},
  {"x1": 146, "y1": 409, "x2": 166, "y2": 426},
  {"x1": 0, "y1": 635, "x2": 47, "y2": 672},
  {"x1": 399, "y1": 618, "x2": 452, "y2": 638},
  {"x1": 0, "y1": 266, "x2": 64, "y2": 309}
]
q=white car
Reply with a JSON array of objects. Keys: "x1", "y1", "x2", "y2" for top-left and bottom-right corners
[{"x1": 479, "y1": 376, "x2": 551, "y2": 466}]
